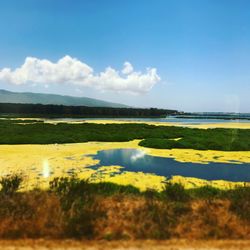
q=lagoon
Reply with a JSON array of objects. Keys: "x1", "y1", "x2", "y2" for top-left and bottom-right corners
[{"x1": 90, "y1": 149, "x2": 250, "y2": 182}]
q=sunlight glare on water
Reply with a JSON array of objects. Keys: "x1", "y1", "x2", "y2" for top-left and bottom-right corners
[{"x1": 42, "y1": 159, "x2": 50, "y2": 178}]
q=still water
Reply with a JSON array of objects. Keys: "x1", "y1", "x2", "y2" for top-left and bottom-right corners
[
  {"x1": 90, "y1": 149, "x2": 250, "y2": 182},
  {"x1": 55, "y1": 116, "x2": 250, "y2": 125}
]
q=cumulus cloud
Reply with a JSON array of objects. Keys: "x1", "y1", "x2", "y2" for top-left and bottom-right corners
[
  {"x1": 122, "y1": 61, "x2": 133, "y2": 74},
  {"x1": 0, "y1": 55, "x2": 160, "y2": 94}
]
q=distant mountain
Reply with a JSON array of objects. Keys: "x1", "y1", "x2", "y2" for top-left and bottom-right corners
[{"x1": 0, "y1": 89, "x2": 129, "y2": 108}]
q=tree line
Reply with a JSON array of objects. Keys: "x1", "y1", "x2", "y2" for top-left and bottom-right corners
[{"x1": 0, "y1": 103, "x2": 179, "y2": 117}]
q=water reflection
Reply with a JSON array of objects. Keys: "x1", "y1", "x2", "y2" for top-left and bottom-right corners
[
  {"x1": 131, "y1": 150, "x2": 146, "y2": 162},
  {"x1": 91, "y1": 149, "x2": 250, "y2": 182}
]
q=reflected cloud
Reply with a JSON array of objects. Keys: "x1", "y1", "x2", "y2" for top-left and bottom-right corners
[{"x1": 131, "y1": 150, "x2": 146, "y2": 162}]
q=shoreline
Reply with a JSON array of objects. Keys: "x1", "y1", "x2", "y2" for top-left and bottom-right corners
[
  {"x1": 43, "y1": 118, "x2": 250, "y2": 129},
  {"x1": 3, "y1": 117, "x2": 250, "y2": 129}
]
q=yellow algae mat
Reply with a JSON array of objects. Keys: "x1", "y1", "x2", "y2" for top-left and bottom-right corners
[
  {"x1": 8, "y1": 117, "x2": 250, "y2": 129},
  {"x1": 78, "y1": 119, "x2": 250, "y2": 129},
  {"x1": 1, "y1": 140, "x2": 250, "y2": 191},
  {"x1": 83, "y1": 119, "x2": 250, "y2": 129}
]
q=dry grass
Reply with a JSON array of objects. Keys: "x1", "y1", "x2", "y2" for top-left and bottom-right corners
[
  {"x1": 0, "y1": 191, "x2": 64, "y2": 238},
  {"x1": 0, "y1": 191, "x2": 249, "y2": 240},
  {"x1": 176, "y1": 199, "x2": 250, "y2": 239},
  {"x1": 0, "y1": 176, "x2": 249, "y2": 240}
]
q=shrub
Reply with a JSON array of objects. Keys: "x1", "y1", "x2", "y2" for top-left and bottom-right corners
[
  {"x1": 162, "y1": 182, "x2": 190, "y2": 202},
  {"x1": 0, "y1": 174, "x2": 23, "y2": 195},
  {"x1": 228, "y1": 186, "x2": 250, "y2": 221},
  {"x1": 49, "y1": 176, "x2": 104, "y2": 239},
  {"x1": 189, "y1": 185, "x2": 223, "y2": 199},
  {"x1": 89, "y1": 182, "x2": 141, "y2": 196}
]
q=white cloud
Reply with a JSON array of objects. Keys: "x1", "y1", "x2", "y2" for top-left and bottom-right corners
[
  {"x1": 0, "y1": 55, "x2": 160, "y2": 94},
  {"x1": 122, "y1": 61, "x2": 133, "y2": 74}
]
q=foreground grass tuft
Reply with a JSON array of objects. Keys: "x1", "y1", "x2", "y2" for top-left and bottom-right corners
[
  {"x1": 0, "y1": 175, "x2": 23, "y2": 195},
  {"x1": 228, "y1": 186, "x2": 250, "y2": 222},
  {"x1": 162, "y1": 182, "x2": 190, "y2": 202}
]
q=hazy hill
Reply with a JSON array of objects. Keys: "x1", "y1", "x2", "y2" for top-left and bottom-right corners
[{"x1": 0, "y1": 89, "x2": 129, "y2": 108}]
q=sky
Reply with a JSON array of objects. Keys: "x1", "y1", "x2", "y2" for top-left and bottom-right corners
[{"x1": 0, "y1": 0, "x2": 250, "y2": 112}]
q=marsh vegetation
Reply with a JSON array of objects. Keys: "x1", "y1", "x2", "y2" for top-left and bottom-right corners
[
  {"x1": 1, "y1": 119, "x2": 250, "y2": 240},
  {"x1": 0, "y1": 119, "x2": 250, "y2": 151}
]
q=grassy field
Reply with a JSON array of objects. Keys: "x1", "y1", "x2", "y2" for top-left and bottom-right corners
[
  {"x1": 0, "y1": 119, "x2": 250, "y2": 151},
  {"x1": 0, "y1": 175, "x2": 249, "y2": 240}
]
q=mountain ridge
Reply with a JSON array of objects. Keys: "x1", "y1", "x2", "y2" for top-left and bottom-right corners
[{"x1": 0, "y1": 89, "x2": 129, "y2": 108}]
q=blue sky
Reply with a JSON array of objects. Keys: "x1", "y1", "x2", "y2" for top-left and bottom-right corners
[{"x1": 0, "y1": 0, "x2": 250, "y2": 112}]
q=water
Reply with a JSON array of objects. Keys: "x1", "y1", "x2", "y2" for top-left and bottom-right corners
[
  {"x1": 54, "y1": 116, "x2": 250, "y2": 125},
  {"x1": 90, "y1": 149, "x2": 250, "y2": 182}
]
